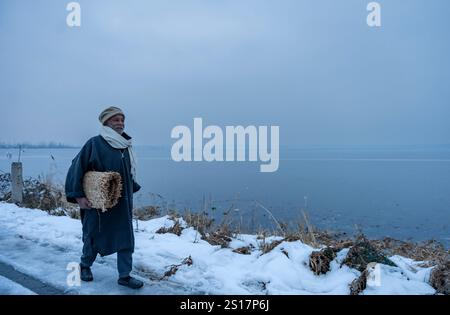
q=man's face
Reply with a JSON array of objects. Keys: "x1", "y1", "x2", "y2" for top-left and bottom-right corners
[{"x1": 106, "y1": 114, "x2": 125, "y2": 134}]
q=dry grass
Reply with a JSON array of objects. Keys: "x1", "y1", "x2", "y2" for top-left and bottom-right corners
[
  {"x1": 233, "y1": 245, "x2": 253, "y2": 255},
  {"x1": 309, "y1": 247, "x2": 338, "y2": 275},
  {"x1": 429, "y1": 260, "x2": 450, "y2": 295},
  {"x1": 21, "y1": 178, "x2": 64, "y2": 210},
  {"x1": 254, "y1": 201, "x2": 284, "y2": 235},
  {"x1": 0, "y1": 173, "x2": 80, "y2": 216},
  {"x1": 61, "y1": 205, "x2": 81, "y2": 219},
  {"x1": 182, "y1": 210, "x2": 214, "y2": 236},
  {"x1": 203, "y1": 231, "x2": 232, "y2": 248},
  {"x1": 160, "y1": 256, "x2": 193, "y2": 280},
  {"x1": 202, "y1": 221, "x2": 234, "y2": 248},
  {"x1": 156, "y1": 219, "x2": 184, "y2": 236},
  {"x1": 300, "y1": 210, "x2": 318, "y2": 247},
  {"x1": 259, "y1": 238, "x2": 284, "y2": 255},
  {"x1": 257, "y1": 212, "x2": 351, "y2": 256},
  {"x1": 314, "y1": 232, "x2": 354, "y2": 249},
  {"x1": 180, "y1": 207, "x2": 239, "y2": 248},
  {"x1": 370, "y1": 237, "x2": 449, "y2": 266},
  {"x1": 0, "y1": 173, "x2": 11, "y2": 200},
  {"x1": 133, "y1": 205, "x2": 161, "y2": 221},
  {"x1": 349, "y1": 270, "x2": 368, "y2": 295}
]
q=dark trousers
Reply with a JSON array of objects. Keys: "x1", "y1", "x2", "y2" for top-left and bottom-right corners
[{"x1": 80, "y1": 243, "x2": 133, "y2": 278}]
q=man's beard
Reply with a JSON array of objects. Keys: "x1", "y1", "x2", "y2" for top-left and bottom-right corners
[{"x1": 113, "y1": 126, "x2": 124, "y2": 134}]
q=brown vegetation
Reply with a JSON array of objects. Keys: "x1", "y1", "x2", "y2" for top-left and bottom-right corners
[
  {"x1": 133, "y1": 205, "x2": 161, "y2": 221},
  {"x1": 341, "y1": 237, "x2": 397, "y2": 272},
  {"x1": 309, "y1": 247, "x2": 338, "y2": 275},
  {"x1": 1, "y1": 172, "x2": 448, "y2": 294},
  {"x1": 156, "y1": 219, "x2": 184, "y2": 236},
  {"x1": 429, "y1": 260, "x2": 450, "y2": 295},
  {"x1": 160, "y1": 256, "x2": 193, "y2": 280}
]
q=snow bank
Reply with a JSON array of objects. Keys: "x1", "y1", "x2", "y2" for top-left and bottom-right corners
[{"x1": 0, "y1": 202, "x2": 437, "y2": 295}]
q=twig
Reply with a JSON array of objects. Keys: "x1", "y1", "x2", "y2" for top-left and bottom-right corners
[
  {"x1": 254, "y1": 200, "x2": 283, "y2": 235},
  {"x1": 301, "y1": 209, "x2": 317, "y2": 247}
]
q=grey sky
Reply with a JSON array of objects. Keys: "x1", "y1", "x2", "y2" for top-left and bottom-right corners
[{"x1": 1, "y1": 0, "x2": 449, "y2": 146}]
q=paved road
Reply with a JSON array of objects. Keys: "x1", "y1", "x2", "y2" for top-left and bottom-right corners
[{"x1": 0, "y1": 229, "x2": 192, "y2": 295}]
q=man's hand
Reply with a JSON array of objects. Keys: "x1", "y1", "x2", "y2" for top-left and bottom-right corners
[{"x1": 76, "y1": 197, "x2": 92, "y2": 209}]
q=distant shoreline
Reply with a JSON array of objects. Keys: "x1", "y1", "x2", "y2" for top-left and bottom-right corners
[
  {"x1": 1, "y1": 143, "x2": 450, "y2": 150},
  {"x1": 0, "y1": 144, "x2": 79, "y2": 149}
]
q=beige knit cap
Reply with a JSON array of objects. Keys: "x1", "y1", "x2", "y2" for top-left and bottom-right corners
[{"x1": 99, "y1": 106, "x2": 125, "y2": 124}]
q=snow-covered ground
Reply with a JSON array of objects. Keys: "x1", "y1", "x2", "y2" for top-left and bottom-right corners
[
  {"x1": 0, "y1": 202, "x2": 437, "y2": 295},
  {"x1": 0, "y1": 275, "x2": 36, "y2": 295}
]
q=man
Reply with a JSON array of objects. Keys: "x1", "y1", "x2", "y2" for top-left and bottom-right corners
[{"x1": 65, "y1": 106, "x2": 143, "y2": 289}]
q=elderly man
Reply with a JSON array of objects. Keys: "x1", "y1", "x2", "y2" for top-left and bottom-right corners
[{"x1": 65, "y1": 106, "x2": 143, "y2": 289}]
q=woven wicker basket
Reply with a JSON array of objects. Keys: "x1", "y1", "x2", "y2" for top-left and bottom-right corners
[{"x1": 82, "y1": 171, "x2": 122, "y2": 212}]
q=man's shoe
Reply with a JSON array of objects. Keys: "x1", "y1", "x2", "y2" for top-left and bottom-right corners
[
  {"x1": 118, "y1": 276, "x2": 144, "y2": 289},
  {"x1": 80, "y1": 264, "x2": 93, "y2": 282}
]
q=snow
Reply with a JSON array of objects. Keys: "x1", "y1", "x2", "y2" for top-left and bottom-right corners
[
  {"x1": 0, "y1": 202, "x2": 437, "y2": 295},
  {"x1": 0, "y1": 275, "x2": 36, "y2": 295}
]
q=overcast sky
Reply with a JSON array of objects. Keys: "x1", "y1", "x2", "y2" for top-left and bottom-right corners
[{"x1": 1, "y1": 0, "x2": 449, "y2": 146}]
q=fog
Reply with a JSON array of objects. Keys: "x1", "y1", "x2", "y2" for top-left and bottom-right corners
[{"x1": 1, "y1": 0, "x2": 449, "y2": 146}]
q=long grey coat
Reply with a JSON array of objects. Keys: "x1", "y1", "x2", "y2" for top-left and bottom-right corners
[{"x1": 65, "y1": 134, "x2": 141, "y2": 256}]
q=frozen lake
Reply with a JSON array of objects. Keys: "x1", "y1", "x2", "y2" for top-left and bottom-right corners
[{"x1": 1, "y1": 145, "x2": 449, "y2": 248}]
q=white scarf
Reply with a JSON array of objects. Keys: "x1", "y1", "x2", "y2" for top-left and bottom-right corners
[{"x1": 100, "y1": 125, "x2": 137, "y2": 180}]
